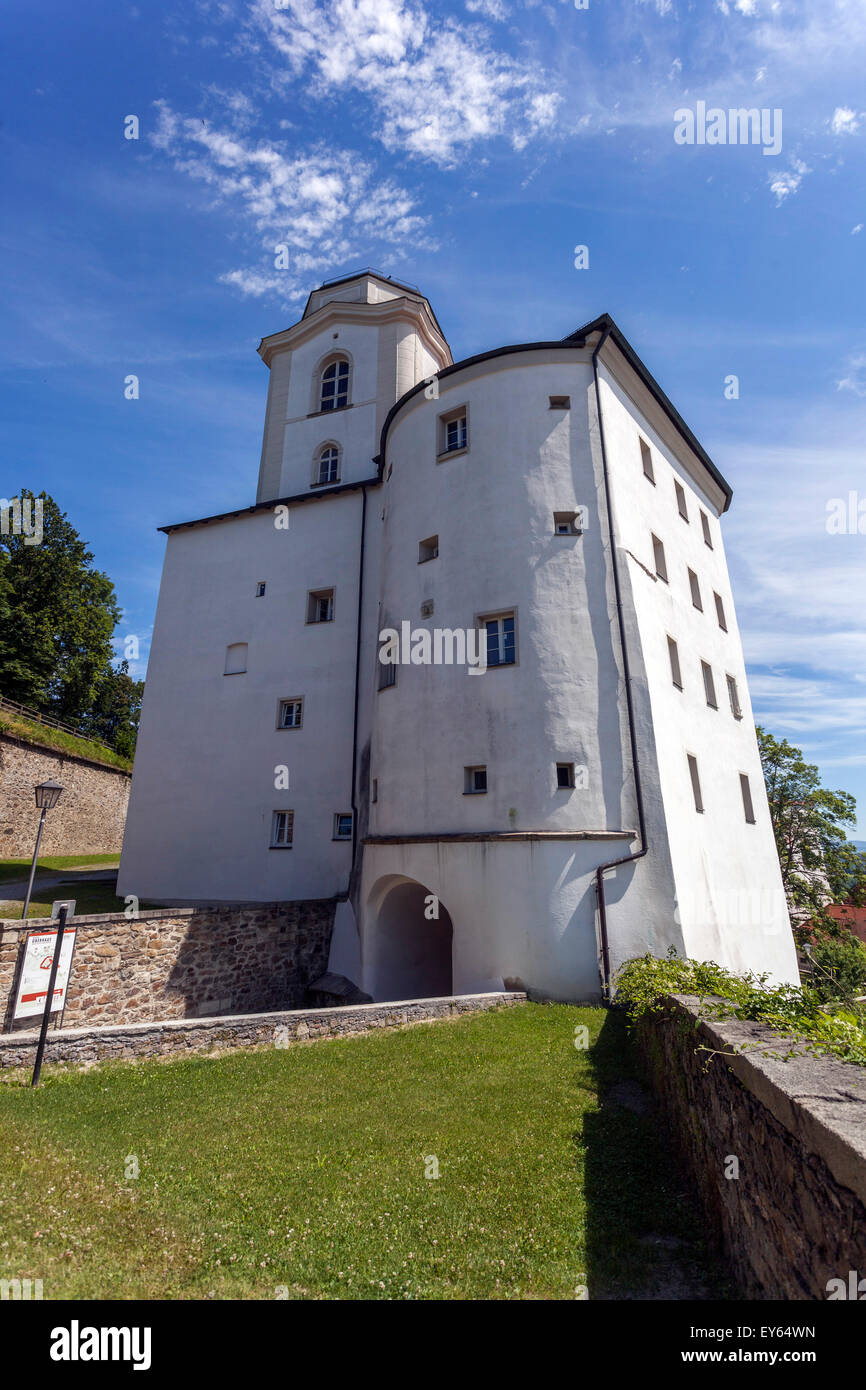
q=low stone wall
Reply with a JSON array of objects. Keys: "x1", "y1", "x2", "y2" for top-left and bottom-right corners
[
  {"x1": 636, "y1": 994, "x2": 866, "y2": 1300},
  {"x1": 0, "y1": 732, "x2": 130, "y2": 856},
  {"x1": 0, "y1": 901, "x2": 336, "y2": 1032},
  {"x1": 0, "y1": 992, "x2": 526, "y2": 1068}
]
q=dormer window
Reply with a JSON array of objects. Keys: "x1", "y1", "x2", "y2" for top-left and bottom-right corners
[
  {"x1": 313, "y1": 443, "x2": 341, "y2": 487},
  {"x1": 320, "y1": 358, "x2": 349, "y2": 412}
]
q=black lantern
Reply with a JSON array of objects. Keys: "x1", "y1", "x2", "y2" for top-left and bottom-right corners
[{"x1": 34, "y1": 779, "x2": 63, "y2": 811}]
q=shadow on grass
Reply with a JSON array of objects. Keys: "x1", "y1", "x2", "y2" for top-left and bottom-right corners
[{"x1": 580, "y1": 1008, "x2": 734, "y2": 1301}]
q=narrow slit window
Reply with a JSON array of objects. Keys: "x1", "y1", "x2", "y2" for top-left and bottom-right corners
[
  {"x1": 701, "y1": 510, "x2": 713, "y2": 549},
  {"x1": 688, "y1": 568, "x2": 703, "y2": 611},
  {"x1": 714, "y1": 591, "x2": 727, "y2": 631},
  {"x1": 701, "y1": 660, "x2": 718, "y2": 708},
  {"x1": 640, "y1": 438, "x2": 655, "y2": 484},
  {"x1": 740, "y1": 773, "x2": 756, "y2": 824},
  {"x1": 675, "y1": 480, "x2": 689, "y2": 522},
  {"x1": 255, "y1": 581, "x2": 266, "y2": 597},
  {"x1": 652, "y1": 534, "x2": 668, "y2": 583},
  {"x1": 687, "y1": 754, "x2": 704, "y2": 814},
  {"x1": 667, "y1": 636, "x2": 683, "y2": 690},
  {"x1": 727, "y1": 674, "x2": 743, "y2": 719}
]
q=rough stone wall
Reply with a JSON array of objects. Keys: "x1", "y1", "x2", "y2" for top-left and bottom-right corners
[
  {"x1": 636, "y1": 995, "x2": 866, "y2": 1300},
  {"x1": 0, "y1": 901, "x2": 336, "y2": 1031},
  {"x1": 0, "y1": 734, "x2": 130, "y2": 857},
  {"x1": 0, "y1": 993, "x2": 526, "y2": 1067}
]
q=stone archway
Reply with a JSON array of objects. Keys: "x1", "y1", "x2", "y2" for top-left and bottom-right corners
[{"x1": 367, "y1": 876, "x2": 453, "y2": 1002}]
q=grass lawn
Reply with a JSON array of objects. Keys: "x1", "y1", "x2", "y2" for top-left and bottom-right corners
[
  {"x1": 0, "y1": 1004, "x2": 727, "y2": 1300},
  {"x1": 0, "y1": 854, "x2": 120, "y2": 886},
  {"x1": 0, "y1": 879, "x2": 149, "y2": 920}
]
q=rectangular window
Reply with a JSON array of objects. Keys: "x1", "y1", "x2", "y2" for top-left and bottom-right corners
[
  {"x1": 640, "y1": 438, "x2": 655, "y2": 484},
  {"x1": 224, "y1": 642, "x2": 247, "y2": 675},
  {"x1": 419, "y1": 534, "x2": 439, "y2": 563},
  {"x1": 675, "y1": 480, "x2": 689, "y2": 522},
  {"x1": 652, "y1": 534, "x2": 668, "y2": 583},
  {"x1": 378, "y1": 660, "x2": 396, "y2": 690},
  {"x1": 333, "y1": 813, "x2": 353, "y2": 840},
  {"x1": 464, "y1": 765, "x2": 487, "y2": 794},
  {"x1": 554, "y1": 511, "x2": 582, "y2": 536},
  {"x1": 271, "y1": 809, "x2": 294, "y2": 848},
  {"x1": 701, "y1": 510, "x2": 713, "y2": 548},
  {"x1": 714, "y1": 591, "x2": 727, "y2": 631},
  {"x1": 701, "y1": 660, "x2": 718, "y2": 708},
  {"x1": 667, "y1": 636, "x2": 683, "y2": 690},
  {"x1": 256, "y1": 581, "x2": 266, "y2": 597},
  {"x1": 306, "y1": 588, "x2": 334, "y2": 623},
  {"x1": 740, "y1": 773, "x2": 756, "y2": 824},
  {"x1": 727, "y1": 674, "x2": 743, "y2": 720},
  {"x1": 556, "y1": 762, "x2": 575, "y2": 789},
  {"x1": 371, "y1": 778, "x2": 378, "y2": 804},
  {"x1": 438, "y1": 406, "x2": 468, "y2": 457},
  {"x1": 688, "y1": 568, "x2": 703, "y2": 611},
  {"x1": 277, "y1": 698, "x2": 303, "y2": 729},
  {"x1": 482, "y1": 612, "x2": 516, "y2": 667},
  {"x1": 549, "y1": 395, "x2": 571, "y2": 410},
  {"x1": 687, "y1": 754, "x2": 704, "y2": 814}
]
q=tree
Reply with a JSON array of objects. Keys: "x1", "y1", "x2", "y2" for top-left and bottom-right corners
[
  {"x1": 757, "y1": 726, "x2": 866, "y2": 922},
  {"x1": 82, "y1": 660, "x2": 143, "y2": 760}
]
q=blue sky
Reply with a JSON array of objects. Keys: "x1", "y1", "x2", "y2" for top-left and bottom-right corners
[{"x1": 2, "y1": 0, "x2": 865, "y2": 829}]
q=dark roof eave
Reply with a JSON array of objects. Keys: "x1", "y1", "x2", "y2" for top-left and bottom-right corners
[{"x1": 157, "y1": 476, "x2": 380, "y2": 535}]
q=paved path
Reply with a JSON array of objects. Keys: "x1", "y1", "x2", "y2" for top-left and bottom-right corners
[{"x1": 0, "y1": 867, "x2": 119, "y2": 903}]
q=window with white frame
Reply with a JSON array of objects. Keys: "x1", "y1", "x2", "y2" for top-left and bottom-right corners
[
  {"x1": 652, "y1": 534, "x2": 668, "y2": 583},
  {"x1": 640, "y1": 438, "x2": 655, "y2": 484},
  {"x1": 333, "y1": 812, "x2": 353, "y2": 840},
  {"x1": 481, "y1": 611, "x2": 516, "y2": 667},
  {"x1": 320, "y1": 358, "x2": 349, "y2": 412},
  {"x1": 271, "y1": 809, "x2": 294, "y2": 847},
  {"x1": 313, "y1": 444, "x2": 340, "y2": 486},
  {"x1": 277, "y1": 698, "x2": 303, "y2": 729},
  {"x1": 740, "y1": 773, "x2": 756, "y2": 824},
  {"x1": 224, "y1": 642, "x2": 247, "y2": 675},
  {"x1": 306, "y1": 588, "x2": 334, "y2": 623},
  {"x1": 726, "y1": 674, "x2": 743, "y2": 719},
  {"x1": 464, "y1": 765, "x2": 487, "y2": 794},
  {"x1": 687, "y1": 754, "x2": 704, "y2": 813},
  {"x1": 438, "y1": 405, "x2": 468, "y2": 456},
  {"x1": 688, "y1": 567, "x2": 703, "y2": 611},
  {"x1": 701, "y1": 660, "x2": 718, "y2": 708}
]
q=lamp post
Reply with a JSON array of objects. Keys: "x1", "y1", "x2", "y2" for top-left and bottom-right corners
[{"x1": 20, "y1": 779, "x2": 63, "y2": 922}]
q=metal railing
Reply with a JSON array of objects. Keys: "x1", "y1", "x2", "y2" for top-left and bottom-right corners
[{"x1": 0, "y1": 694, "x2": 118, "y2": 757}]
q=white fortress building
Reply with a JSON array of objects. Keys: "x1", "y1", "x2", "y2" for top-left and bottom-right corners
[{"x1": 119, "y1": 270, "x2": 800, "y2": 1003}]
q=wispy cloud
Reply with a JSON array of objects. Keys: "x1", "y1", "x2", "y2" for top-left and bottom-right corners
[{"x1": 768, "y1": 157, "x2": 810, "y2": 205}]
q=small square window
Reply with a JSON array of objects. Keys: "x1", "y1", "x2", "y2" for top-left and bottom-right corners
[
  {"x1": 549, "y1": 395, "x2": 571, "y2": 410},
  {"x1": 714, "y1": 591, "x2": 727, "y2": 631},
  {"x1": 556, "y1": 762, "x2": 575, "y2": 789},
  {"x1": 740, "y1": 773, "x2": 756, "y2": 824},
  {"x1": 438, "y1": 406, "x2": 469, "y2": 458},
  {"x1": 688, "y1": 568, "x2": 703, "y2": 611},
  {"x1": 727, "y1": 674, "x2": 742, "y2": 720},
  {"x1": 687, "y1": 754, "x2": 704, "y2": 814},
  {"x1": 278, "y1": 698, "x2": 303, "y2": 729},
  {"x1": 419, "y1": 535, "x2": 439, "y2": 563},
  {"x1": 701, "y1": 511, "x2": 714, "y2": 549},
  {"x1": 553, "y1": 511, "x2": 582, "y2": 536},
  {"x1": 420, "y1": 599, "x2": 434, "y2": 618},
  {"x1": 271, "y1": 809, "x2": 294, "y2": 848},
  {"x1": 224, "y1": 642, "x2": 247, "y2": 675},
  {"x1": 652, "y1": 534, "x2": 668, "y2": 583},
  {"x1": 256, "y1": 581, "x2": 266, "y2": 597},
  {"x1": 701, "y1": 660, "x2": 718, "y2": 709},
  {"x1": 675, "y1": 480, "x2": 689, "y2": 522},
  {"x1": 307, "y1": 588, "x2": 334, "y2": 623},
  {"x1": 667, "y1": 636, "x2": 683, "y2": 690},
  {"x1": 640, "y1": 438, "x2": 655, "y2": 484},
  {"x1": 464, "y1": 765, "x2": 487, "y2": 794},
  {"x1": 333, "y1": 813, "x2": 353, "y2": 840}
]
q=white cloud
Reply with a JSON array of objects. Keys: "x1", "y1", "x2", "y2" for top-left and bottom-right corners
[
  {"x1": 768, "y1": 157, "x2": 810, "y2": 204},
  {"x1": 465, "y1": 0, "x2": 508, "y2": 19},
  {"x1": 251, "y1": 0, "x2": 559, "y2": 166},
  {"x1": 852, "y1": 224, "x2": 864, "y2": 234},
  {"x1": 151, "y1": 101, "x2": 430, "y2": 300},
  {"x1": 836, "y1": 351, "x2": 866, "y2": 396},
  {"x1": 830, "y1": 105, "x2": 861, "y2": 135}
]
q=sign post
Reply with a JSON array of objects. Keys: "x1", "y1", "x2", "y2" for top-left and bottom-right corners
[{"x1": 30, "y1": 906, "x2": 70, "y2": 1088}]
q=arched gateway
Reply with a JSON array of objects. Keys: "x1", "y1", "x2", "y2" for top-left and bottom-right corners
[{"x1": 366, "y1": 875, "x2": 453, "y2": 1002}]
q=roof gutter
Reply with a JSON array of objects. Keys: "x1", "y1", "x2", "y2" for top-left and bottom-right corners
[{"x1": 590, "y1": 325, "x2": 650, "y2": 1000}]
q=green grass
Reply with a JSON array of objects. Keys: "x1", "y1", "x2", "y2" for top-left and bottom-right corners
[
  {"x1": 0, "y1": 879, "x2": 157, "y2": 920},
  {"x1": 0, "y1": 1004, "x2": 728, "y2": 1300},
  {"x1": 0, "y1": 854, "x2": 120, "y2": 885},
  {"x1": 0, "y1": 710, "x2": 132, "y2": 772}
]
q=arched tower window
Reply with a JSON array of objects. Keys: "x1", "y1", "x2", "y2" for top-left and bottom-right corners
[
  {"x1": 313, "y1": 442, "x2": 341, "y2": 487},
  {"x1": 319, "y1": 357, "x2": 350, "y2": 412}
]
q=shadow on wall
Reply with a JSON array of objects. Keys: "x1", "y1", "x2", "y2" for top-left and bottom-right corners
[
  {"x1": 578, "y1": 1009, "x2": 733, "y2": 1300},
  {"x1": 366, "y1": 876, "x2": 454, "y2": 1002}
]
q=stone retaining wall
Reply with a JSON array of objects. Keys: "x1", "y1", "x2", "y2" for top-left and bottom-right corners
[
  {"x1": 0, "y1": 732, "x2": 130, "y2": 856},
  {"x1": 637, "y1": 994, "x2": 866, "y2": 1300},
  {"x1": 0, "y1": 901, "x2": 336, "y2": 1032},
  {"x1": 0, "y1": 992, "x2": 526, "y2": 1067}
]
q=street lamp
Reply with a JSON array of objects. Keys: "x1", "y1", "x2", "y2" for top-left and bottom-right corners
[{"x1": 20, "y1": 779, "x2": 63, "y2": 922}]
